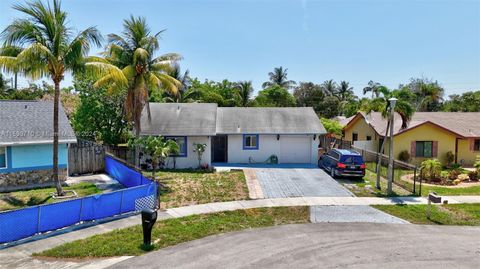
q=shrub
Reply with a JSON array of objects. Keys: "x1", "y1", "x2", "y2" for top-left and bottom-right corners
[
  {"x1": 445, "y1": 151, "x2": 455, "y2": 166},
  {"x1": 453, "y1": 179, "x2": 461, "y2": 185},
  {"x1": 420, "y1": 159, "x2": 442, "y2": 182},
  {"x1": 440, "y1": 171, "x2": 449, "y2": 179},
  {"x1": 468, "y1": 170, "x2": 478, "y2": 181},
  {"x1": 474, "y1": 161, "x2": 480, "y2": 172},
  {"x1": 448, "y1": 169, "x2": 461, "y2": 180},
  {"x1": 398, "y1": 150, "x2": 410, "y2": 162}
]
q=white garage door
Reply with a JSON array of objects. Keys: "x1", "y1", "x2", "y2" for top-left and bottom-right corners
[{"x1": 279, "y1": 136, "x2": 311, "y2": 163}]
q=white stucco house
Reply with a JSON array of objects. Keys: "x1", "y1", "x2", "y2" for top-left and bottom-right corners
[{"x1": 140, "y1": 103, "x2": 326, "y2": 168}]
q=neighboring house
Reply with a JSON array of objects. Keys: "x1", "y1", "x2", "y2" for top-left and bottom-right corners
[
  {"x1": 140, "y1": 103, "x2": 326, "y2": 168},
  {"x1": 343, "y1": 112, "x2": 480, "y2": 166},
  {"x1": 0, "y1": 101, "x2": 76, "y2": 191}
]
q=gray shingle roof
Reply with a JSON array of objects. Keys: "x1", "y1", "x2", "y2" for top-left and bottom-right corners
[
  {"x1": 351, "y1": 111, "x2": 480, "y2": 138},
  {"x1": 216, "y1": 107, "x2": 326, "y2": 134},
  {"x1": 141, "y1": 103, "x2": 326, "y2": 136},
  {"x1": 140, "y1": 103, "x2": 218, "y2": 136},
  {"x1": 0, "y1": 100, "x2": 76, "y2": 145}
]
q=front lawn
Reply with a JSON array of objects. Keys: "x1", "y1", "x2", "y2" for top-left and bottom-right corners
[
  {"x1": 35, "y1": 207, "x2": 309, "y2": 258},
  {"x1": 373, "y1": 203, "x2": 480, "y2": 225},
  {"x1": 145, "y1": 169, "x2": 249, "y2": 209},
  {"x1": 0, "y1": 183, "x2": 101, "y2": 212}
]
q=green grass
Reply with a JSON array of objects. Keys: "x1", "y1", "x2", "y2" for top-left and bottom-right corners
[
  {"x1": 0, "y1": 183, "x2": 101, "y2": 211},
  {"x1": 348, "y1": 163, "x2": 480, "y2": 197},
  {"x1": 145, "y1": 169, "x2": 249, "y2": 209},
  {"x1": 373, "y1": 203, "x2": 480, "y2": 225},
  {"x1": 35, "y1": 207, "x2": 309, "y2": 258},
  {"x1": 339, "y1": 170, "x2": 413, "y2": 197}
]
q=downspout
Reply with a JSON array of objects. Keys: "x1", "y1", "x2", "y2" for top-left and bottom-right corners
[{"x1": 455, "y1": 138, "x2": 459, "y2": 164}]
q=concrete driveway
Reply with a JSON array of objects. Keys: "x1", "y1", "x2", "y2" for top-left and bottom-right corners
[
  {"x1": 110, "y1": 223, "x2": 480, "y2": 269},
  {"x1": 254, "y1": 167, "x2": 353, "y2": 198}
]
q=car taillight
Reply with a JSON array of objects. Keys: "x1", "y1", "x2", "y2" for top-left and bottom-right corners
[
  {"x1": 337, "y1": 163, "x2": 346, "y2": 169},
  {"x1": 360, "y1": 164, "x2": 366, "y2": 169}
]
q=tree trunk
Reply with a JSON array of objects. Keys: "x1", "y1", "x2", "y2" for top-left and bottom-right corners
[
  {"x1": 14, "y1": 73, "x2": 17, "y2": 90},
  {"x1": 375, "y1": 119, "x2": 390, "y2": 190},
  {"x1": 53, "y1": 80, "x2": 64, "y2": 196}
]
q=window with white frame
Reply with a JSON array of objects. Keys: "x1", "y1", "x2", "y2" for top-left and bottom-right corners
[{"x1": 0, "y1": 147, "x2": 6, "y2": 169}]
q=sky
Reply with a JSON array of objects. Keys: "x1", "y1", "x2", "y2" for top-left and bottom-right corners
[{"x1": 0, "y1": 0, "x2": 479, "y2": 97}]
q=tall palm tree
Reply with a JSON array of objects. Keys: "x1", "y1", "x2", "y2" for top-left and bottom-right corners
[
  {"x1": 337, "y1": 81, "x2": 354, "y2": 102},
  {"x1": 163, "y1": 63, "x2": 190, "y2": 102},
  {"x1": 235, "y1": 81, "x2": 253, "y2": 107},
  {"x1": 417, "y1": 83, "x2": 444, "y2": 111},
  {"x1": 0, "y1": 45, "x2": 22, "y2": 89},
  {"x1": 363, "y1": 80, "x2": 382, "y2": 98},
  {"x1": 262, "y1": 66, "x2": 296, "y2": 89},
  {"x1": 362, "y1": 86, "x2": 415, "y2": 190},
  {"x1": 0, "y1": 0, "x2": 101, "y2": 195},
  {"x1": 321, "y1": 79, "x2": 338, "y2": 96},
  {"x1": 87, "y1": 16, "x2": 181, "y2": 139}
]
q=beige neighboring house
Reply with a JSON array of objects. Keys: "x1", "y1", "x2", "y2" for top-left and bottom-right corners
[{"x1": 343, "y1": 112, "x2": 480, "y2": 166}]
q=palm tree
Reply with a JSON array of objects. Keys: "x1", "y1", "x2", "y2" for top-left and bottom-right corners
[
  {"x1": 87, "y1": 16, "x2": 181, "y2": 140},
  {"x1": 262, "y1": 66, "x2": 296, "y2": 89},
  {"x1": 337, "y1": 81, "x2": 354, "y2": 101},
  {"x1": 162, "y1": 63, "x2": 190, "y2": 102},
  {"x1": 363, "y1": 80, "x2": 382, "y2": 98},
  {"x1": 362, "y1": 86, "x2": 415, "y2": 190},
  {"x1": 417, "y1": 83, "x2": 444, "y2": 112},
  {"x1": 0, "y1": 45, "x2": 22, "y2": 89},
  {"x1": 321, "y1": 79, "x2": 338, "y2": 96},
  {"x1": 235, "y1": 81, "x2": 253, "y2": 107},
  {"x1": 0, "y1": 0, "x2": 101, "y2": 196}
]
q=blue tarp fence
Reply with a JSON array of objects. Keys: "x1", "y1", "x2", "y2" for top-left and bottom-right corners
[{"x1": 0, "y1": 155, "x2": 157, "y2": 244}]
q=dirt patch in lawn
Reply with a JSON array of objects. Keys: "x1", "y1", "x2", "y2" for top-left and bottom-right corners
[{"x1": 149, "y1": 170, "x2": 249, "y2": 209}]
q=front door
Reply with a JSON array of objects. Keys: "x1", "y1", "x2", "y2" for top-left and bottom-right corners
[{"x1": 212, "y1": 135, "x2": 228, "y2": 163}]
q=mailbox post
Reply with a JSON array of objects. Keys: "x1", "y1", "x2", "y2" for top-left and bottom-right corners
[
  {"x1": 141, "y1": 209, "x2": 158, "y2": 247},
  {"x1": 427, "y1": 192, "x2": 442, "y2": 219}
]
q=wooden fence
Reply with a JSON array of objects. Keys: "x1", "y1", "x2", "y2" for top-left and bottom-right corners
[
  {"x1": 68, "y1": 140, "x2": 134, "y2": 176},
  {"x1": 68, "y1": 140, "x2": 105, "y2": 176}
]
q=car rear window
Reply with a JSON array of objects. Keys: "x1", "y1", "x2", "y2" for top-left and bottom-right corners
[{"x1": 341, "y1": 155, "x2": 364, "y2": 164}]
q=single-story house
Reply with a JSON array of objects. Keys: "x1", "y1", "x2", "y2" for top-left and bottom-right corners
[
  {"x1": 343, "y1": 111, "x2": 480, "y2": 166},
  {"x1": 140, "y1": 103, "x2": 326, "y2": 168},
  {"x1": 0, "y1": 100, "x2": 76, "y2": 191}
]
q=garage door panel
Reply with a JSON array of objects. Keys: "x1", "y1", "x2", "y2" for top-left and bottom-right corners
[{"x1": 279, "y1": 136, "x2": 311, "y2": 163}]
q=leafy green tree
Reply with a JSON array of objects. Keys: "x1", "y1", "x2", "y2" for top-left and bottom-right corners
[
  {"x1": 262, "y1": 66, "x2": 296, "y2": 89},
  {"x1": 317, "y1": 95, "x2": 340, "y2": 118},
  {"x1": 293, "y1": 82, "x2": 325, "y2": 111},
  {"x1": 188, "y1": 78, "x2": 241, "y2": 106},
  {"x1": 131, "y1": 135, "x2": 179, "y2": 207},
  {"x1": 443, "y1": 91, "x2": 480, "y2": 112},
  {"x1": 255, "y1": 85, "x2": 296, "y2": 107},
  {"x1": 87, "y1": 16, "x2": 181, "y2": 139},
  {"x1": 320, "y1": 118, "x2": 343, "y2": 136},
  {"x1": 72, "y1": 77, "x2": 129, "y2": 145},
  {"x1": 402, "y1": 77, "x2": 444, "y2": 111},
  {"x1": 0, "y1": 0, "x2": 101, "y2": 196}
]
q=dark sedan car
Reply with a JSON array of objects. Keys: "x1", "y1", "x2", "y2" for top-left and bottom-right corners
[{"x1": 319, "y1": 149, "x2": 366, "y2": 178}]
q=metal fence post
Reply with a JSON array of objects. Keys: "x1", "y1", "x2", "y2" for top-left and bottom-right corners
[
  {"x1": 413, "y1": 167, "x2": 417, "y2": 195},
  {"x1": 119, "y1": 189, "x2": 125, "y2": 214},
  {"x1": 78, "y1": 197, "x2": 84, "y2": 223},
  {"x1": 36, "y1": 206, "x2": 41, "y2": 234}
]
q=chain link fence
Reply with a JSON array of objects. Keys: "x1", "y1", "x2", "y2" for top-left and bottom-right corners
[{"x1": 352, "y1": 146, "x2": 422, "y2": 196}]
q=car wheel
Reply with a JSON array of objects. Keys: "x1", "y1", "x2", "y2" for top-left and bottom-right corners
[{"x1": 330, "y1": 168, "x2": 336, "y2": 178}]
